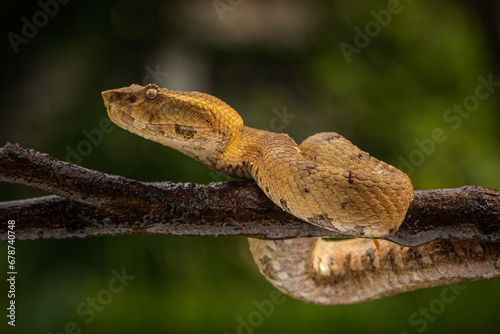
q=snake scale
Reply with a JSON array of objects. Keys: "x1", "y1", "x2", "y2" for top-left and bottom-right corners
[{"x1": 102, "y1": 84, "x2": 500, "y2": 305}]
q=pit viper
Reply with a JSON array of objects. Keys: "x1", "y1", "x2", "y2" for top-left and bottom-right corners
[{"x1": 102, "y1": 84, "x2": 500, "y2": 305}]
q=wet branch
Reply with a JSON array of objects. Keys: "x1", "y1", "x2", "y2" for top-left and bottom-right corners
[{"x1": 1, "y1": 143, "x2": 499, "y2": 246}]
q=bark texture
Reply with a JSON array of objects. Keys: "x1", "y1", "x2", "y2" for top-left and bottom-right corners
[{"x1": 1, "y1": 143, "x2": 499, "y2": 245}]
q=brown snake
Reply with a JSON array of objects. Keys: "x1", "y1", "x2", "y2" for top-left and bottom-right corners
[{"x1": 102, "y1": 84, "x2": 500, "y2": 305}]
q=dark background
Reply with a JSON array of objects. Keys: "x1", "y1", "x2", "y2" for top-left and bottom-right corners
[{"x1": 1, "y1": 0, "x2": 500, "y2": 333}]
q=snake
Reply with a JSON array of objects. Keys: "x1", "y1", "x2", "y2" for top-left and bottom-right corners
[{"x1": 102, "y1": 83, "x2": 500, "y2": 305}]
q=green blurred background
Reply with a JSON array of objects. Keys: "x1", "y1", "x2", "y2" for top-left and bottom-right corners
[{"x1": 1, "y1": 0, "x2": 500, "y2": 333}]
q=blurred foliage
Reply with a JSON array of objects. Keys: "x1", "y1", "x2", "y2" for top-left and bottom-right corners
[{"x1": 1, "y1": 0, "x2": 500, "y2": 333}]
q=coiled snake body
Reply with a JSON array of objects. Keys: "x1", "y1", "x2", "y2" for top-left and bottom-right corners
[{"x1": 102, "y1": 84, "x2": 500, "y2": 305}]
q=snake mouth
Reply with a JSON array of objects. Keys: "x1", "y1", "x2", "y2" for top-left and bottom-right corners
[
  {"x1": 105, "y1": 103, "x2": 200, "y2": 144},
  {"x1": 102, "y1": 90, "x2": 193, "y2": 128}
]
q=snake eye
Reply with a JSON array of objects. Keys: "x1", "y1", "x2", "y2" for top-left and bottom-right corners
[{"x1": 145, "y1": 88, "x2": 158, "y2": 99}]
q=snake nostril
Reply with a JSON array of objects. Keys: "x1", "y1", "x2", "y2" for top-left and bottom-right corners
[{"x1": 102, "y1": 91, "x2": 115, "y2": 103}]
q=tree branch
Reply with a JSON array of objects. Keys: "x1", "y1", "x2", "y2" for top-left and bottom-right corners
[{"x1": 1, "y1": 143, "x2": 499, "y2": 245}]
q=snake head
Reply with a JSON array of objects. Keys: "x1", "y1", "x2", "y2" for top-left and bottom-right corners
[{"x1": 102, "y1": 83, "x2": 244, "y2": 160}]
